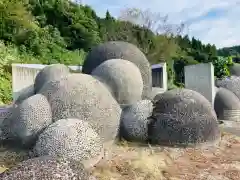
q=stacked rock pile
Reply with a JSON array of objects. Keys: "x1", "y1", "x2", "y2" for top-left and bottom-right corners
[{"x1": 0, "y1": 41, "x2": 220, "y2": 179}]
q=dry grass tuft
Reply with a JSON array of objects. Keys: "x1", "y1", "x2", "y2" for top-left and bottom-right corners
[
  {"x1": 91, "y1": 134, "x2": 240, "y2": 180},
  {"x1": 92, "y1": 140, "x2": 185, "y2": 180}
]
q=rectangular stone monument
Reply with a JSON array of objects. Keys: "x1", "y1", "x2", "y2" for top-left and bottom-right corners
[{"x1": 184, "y1": 63, "x2": 215, "y2": 105}]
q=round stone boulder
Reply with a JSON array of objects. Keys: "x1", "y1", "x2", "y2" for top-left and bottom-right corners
[
  {"x1": 34, "y1": 64, "x2": 70, "y2": 93},
  {"x1": 215, "y1": 76, "x2": 240, "y2": 99},
  {"x1": 120, "y1": 100, "x2": 153, "y2": 143},
  {"x1": 0, "y1": 104, "x2": 16, "y2": 141},
  {"x1": 0, "y1": 156, "x2": 94, "y2": 180},
  {"x1": 230, "y1": 63, "x2": 240, "y2": 76},
  {"x1": 39, "y1": 73, "x2": 122, "y2": 143},
  {"x1": 14, "y1": 84, "x2": 34, "y2": 105},
  {"x1": 150, "y1": 88, "x2": 220, "y2": 146},
  {"x1": 82, "y1": 41, "x2": 152, "y2": 99},
  {"x1": 91, "y1": 59, "x2": 143, "y2": 105},
  {"x1": 148, "y1": 87, "x2": 165, "y2": 100},
  {"x1": 214, "y1": 87, "x2": 240, "y2": 121},
  {"x1": 34, "y1": 118, "x2": 103, "y2": 168},
  {"x1": 5, "y1": 94, "x2": 52, "y2": 147}
]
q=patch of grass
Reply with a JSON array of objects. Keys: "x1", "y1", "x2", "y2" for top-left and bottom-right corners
[{"x1": 92, "y1": 141, "x2": 183, "y2": 180}]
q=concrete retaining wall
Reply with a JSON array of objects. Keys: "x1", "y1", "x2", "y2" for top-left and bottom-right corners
[
  {"x1": 12, "y1": 65, "x2": 41, "y2": 101},
  {"x1": 12, "y1": 63, "x2": 167, "y2": 101}
]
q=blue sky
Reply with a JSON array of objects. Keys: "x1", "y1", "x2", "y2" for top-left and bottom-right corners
[{"x1": 82, "y1": 0, "x2": 240, "y2": 48}]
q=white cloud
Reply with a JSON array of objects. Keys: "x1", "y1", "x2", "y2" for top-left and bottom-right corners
[
  {"x1": 188, "y1": 4, "x2": 240, "y2": 48},
  {"x1": 83, "y1": 0, "x2": 240, "y2": 48}
]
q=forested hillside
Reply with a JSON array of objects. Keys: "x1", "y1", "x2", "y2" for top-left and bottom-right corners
[
  {"x1": 218, "y1": 46, "x2": 240, "y2": 57},
  {"x1": 218, "y1": 46, "x2": 240, "y2": 63},
  {"x1": 0, "y1": 0, "x2": 232, "y2": 104}
]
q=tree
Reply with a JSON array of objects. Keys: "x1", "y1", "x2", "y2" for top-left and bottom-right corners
[
  {"x1": 191, "y1": 37, "x2": 199, "y2": 50},
  {"x1": 29, "y1": 0, "x2": 101, "y2": 51},
  {"x1": 0, "y1": 1, "x2": 223, "y2": 103},
  {"x1": 177, "y1": 35, "x2": 191, "y2": 50},
  {"x1": 119, "y1": 8, "x2": 185, "y2": 35},
  {"x1": 0, "y1": 0, "x2": 38, "y2": 42},
  {"x1": 118, "y1": 8, "x2": 187, "y2": 82},
  {"x1": 174, "y1": 56, "x2": 199, "y2": 85},
  {"x1": 105, "y1": 10, "x2": 113, "y2": 20},
  {"x1": 118, "y1": 7, "x2": 184, "y2": 61}
]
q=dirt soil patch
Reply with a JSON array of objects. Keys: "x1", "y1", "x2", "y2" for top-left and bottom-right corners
[{"x1": 92, "y1": 133, "x2": 240, "y2": 180}]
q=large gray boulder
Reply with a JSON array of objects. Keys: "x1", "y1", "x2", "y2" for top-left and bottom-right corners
[
  {"x1": 0, "y1": 104, "x2": 16, "y2": 140},
  {"x1": 150, "y1": 88, "x2": 220, "y2": 146},
  {"x1": 215, "y1": 76, "x2": 240, "y2": 99},
  {"x1": 14, "y1": 84, "x2": 34, "y2": 105},
  {"x1": 214, "y1": 87, "x2": 240, "y2": 121},
  {"x1": 120, "y1": 100, "x2": 153, "y2": 143},
  {"x1": 91, "y1": 59, "x2": 143, "y2": 105},
  {"x1": 34, "y1": 64, "x2": 70, "y2": 93},
  {"x1": 0, "y1": 156, "x2": 94, "y2": 180},
  {"x1": 229, "y1": 63, "x2": 240, "y2": 76},
  {"x1": 39, "y1": 73, "x2": 122, "y2": 143},
  {"x1": 1, "y1": 94, "x2": 52, "y2": 147},
  {"x1": 153, "y1": 88, "x2": 217, "y2": 119},
  {"x1": 82, "y1": 41, "x2": 152, "y2": 99},
  {"x1": 34, "y1": 118, "x2": 103, "y2": 168},
  {"x1": 148, "y1": 87, "x2": 165, "y2": 100},
  {"x1": 0, "y1": 105, "x2": 16, "y2": 140}
]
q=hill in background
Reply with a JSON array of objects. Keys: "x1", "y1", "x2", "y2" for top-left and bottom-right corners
[
  {"x1": 0, "y1": 0, "x2": 233, "y2": 104},
  {"x1": 218, "y1": 46, "x2": 240, "y2": 63}
]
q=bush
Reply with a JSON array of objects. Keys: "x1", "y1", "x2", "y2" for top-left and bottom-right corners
[
  {"x1": 0, "y1": 38, "x2": 86, "y2": 104},
  {"x1": 173, "y1": 56, "x2": 199, "y2": 84},
  {"x1": 0, "y1": 42, "x2": 27, "y2": 104},
  {"x1": 212, "y1": 56, "x2": 233, "y2": 79}
]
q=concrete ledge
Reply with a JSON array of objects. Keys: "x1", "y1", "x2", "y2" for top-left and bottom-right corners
[{"x1": 219, "y1": 120, "x2": 240, "y2": 136}]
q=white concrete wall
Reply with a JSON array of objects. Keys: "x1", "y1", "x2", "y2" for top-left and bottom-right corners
[
  {"x1": 184, "y1": 63, "x2": 215, "y2": 105},
  {"x1": 12, "y1": 64, "x2": 41, "y2": 101},
  {"x1": 12, "y1": 64, "x2": 82, "y2": 101},
  {"x1": 12, "y1": 63, "x2": 167, "y2": 101}
]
